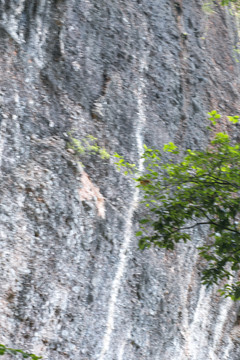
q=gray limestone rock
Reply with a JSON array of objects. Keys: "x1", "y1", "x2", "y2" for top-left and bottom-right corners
[{"x1": 0, "y1": 0, "x2": 240, "y2": 359}]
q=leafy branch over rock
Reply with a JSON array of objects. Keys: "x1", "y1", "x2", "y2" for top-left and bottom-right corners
[
  {"x1": 0, "y1": 344, "x2": 42, "y2": 359},
  {"x1": 116, "y1": 111, "x2": 240, "y2": 300}
]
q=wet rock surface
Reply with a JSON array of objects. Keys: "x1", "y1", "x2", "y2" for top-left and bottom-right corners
[{"x1": 0, "y1": 0, "x2": 240, "y2": 359}]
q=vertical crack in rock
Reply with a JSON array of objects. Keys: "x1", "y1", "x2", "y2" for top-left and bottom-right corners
[
  {"x1": 28, "y1": 0, "x2": 49, "y2": 67},
  {"x1": 98, "y1": 58, "x2": 148, "y2": 360},
  {"x1": 0, "y1": 116, "x2": 7, "y2": 169},
  {"x1": 0, "y1": 0, "x2": 53, "y2": 66}
]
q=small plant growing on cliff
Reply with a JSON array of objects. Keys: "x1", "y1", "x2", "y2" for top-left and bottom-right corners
[
  {"x1": 117, "y1": 111, "x2": 240, "y2": 300},
  {"x1": 114, "y1": 152, "x2": 136, "y2": 175},
  {"x1": 220, "y1": 0, "x2": 240, "y2": 6},
  {"x1": 0, "y1": 344, "x2": 42, "y2": 359},
  {"x1": 202, "y1": 0, "x2": 240, "y2": 14},
  {"x1": 67, "y1": 133, "x2": 110, "y2": 164}
]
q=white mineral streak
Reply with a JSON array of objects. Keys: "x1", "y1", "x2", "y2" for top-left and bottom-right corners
[
  {"x1": 175, "y1": 243, "x2": 235, "y2": 360},
  {"x1": 170, "y1": 237, "x2": 202, "y2": 359},
  {"x1": 183, "y1": 286, "x2": 214, "y2": 359},
  {"x1": 117, "y1": 327, "x2": 132, "y2": 360},
  {"x1": 210, "y1": 297, "x2": 233, "y2": 359},
  {"x1": 98, "y1": 58, "x2": 148, "y2": 359},
  {"x1": 186, "y1": 288, "x2": 233, "y2": 360}
]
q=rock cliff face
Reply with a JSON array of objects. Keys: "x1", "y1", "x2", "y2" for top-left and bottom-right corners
[{"x1": 0, "y1": 0, "x2": 240, "y2": 359}]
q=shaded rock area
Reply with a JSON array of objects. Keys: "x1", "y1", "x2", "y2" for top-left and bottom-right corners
[{"x1": 0, "y1": 0, "x2": 240, "y2": 359}]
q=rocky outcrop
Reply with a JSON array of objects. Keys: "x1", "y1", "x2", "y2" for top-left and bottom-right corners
[{"x1": 0, "y1": 0, "x2": 240, "y2": 359}]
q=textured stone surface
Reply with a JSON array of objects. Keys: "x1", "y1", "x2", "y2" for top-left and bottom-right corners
[{"x1": 0, "y1": 0, "x2": 240, "y2": 359}]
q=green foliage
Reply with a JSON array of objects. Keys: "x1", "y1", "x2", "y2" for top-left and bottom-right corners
[
  {"x1": 220, "y1": 0, "x2": 240, "y2": 5},
  {"x1": 208, "y1": 110, "x2": 221, "y2": 125},
  {"x1": 0, "y1": 344, "x2": 42, "y2": 359},
  {"x1": 67, "y1": 133, "x2": 110, "y2": 163},
  {"x1": 202, "y1": 0, "x2": 240, "y2": 14},
  {"x1": 202, "y1": 1, "x2": 216, "y2": 13},
  {"x1": 117, "y1": 112, "x2": 240, "y2": 300},
  {"x1": 114, "y1": 153, "x2": 136, "y2": 175},
  {"x1": 227, "y1": 115, "x2": 240, "y2": 124}
]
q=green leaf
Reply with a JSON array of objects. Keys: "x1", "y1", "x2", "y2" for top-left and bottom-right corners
[
  {"x1": 0, "y1": 345, "x2": 42, "y2": 359},
  {"x1": 227, "y1": 115, "x2": 239, "y2": 124},
  {"x1": 163, "y1": 142, "x2": 178, "y2": 153},
  {"x1": 139, "y1": 219, "x2": 150, "y2": 224}
]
